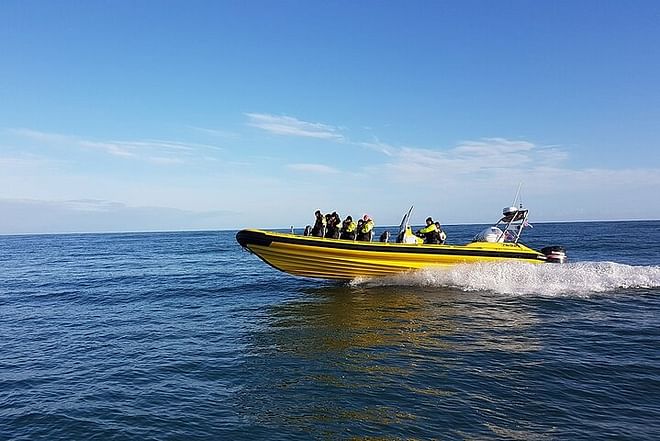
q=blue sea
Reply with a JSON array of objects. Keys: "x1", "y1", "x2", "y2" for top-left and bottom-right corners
[{"x1": 1, "y1": 221, "x2": 659, "y2": 440}]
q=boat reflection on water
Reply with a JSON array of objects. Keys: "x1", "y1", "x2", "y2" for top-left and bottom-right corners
[{"x1": 236, "y1": 284, "x2": 543, "y2": 439}]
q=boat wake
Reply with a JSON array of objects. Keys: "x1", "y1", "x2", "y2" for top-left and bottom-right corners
[{"x1": 350, "y1": 262, "x2": 660, "y2": 296}]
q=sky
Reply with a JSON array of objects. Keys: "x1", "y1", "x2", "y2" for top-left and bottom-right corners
[{"x1": 1, "y1": 0, "x2": 659, "y2": 233}]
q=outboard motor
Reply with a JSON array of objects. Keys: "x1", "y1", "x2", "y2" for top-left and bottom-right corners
[
  {"x1": 541, "y1": 246, "x2": 567, "y2": 263},
  {"x1": 379, "y1": 231, "x2": 390, "y2": 243}
]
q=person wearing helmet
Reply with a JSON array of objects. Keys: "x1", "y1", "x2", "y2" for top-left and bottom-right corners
[{"x1": 417, "y1": 217, "x2": 441, "y2": 244}]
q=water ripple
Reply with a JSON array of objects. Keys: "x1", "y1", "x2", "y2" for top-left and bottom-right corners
[{"x1": 1, "y1": 225, "x2": 659, "y2": 440}]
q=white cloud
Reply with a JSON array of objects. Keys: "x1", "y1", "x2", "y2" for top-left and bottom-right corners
[
  {"x1": 453, "y1": 137, "x2": 534, "y2": 155},
  {"x1": 0, "y1": 153, "x2": 65, "y2": 169},
  {"x1": 145, "y1": 156, "x2": 186, "y2": 165},
  {"x1": 79, "y1": 140, "x2": 136, "y2": 157},
  {"x1": 8, "y1": 129, "x2": 222, "y2": 164},
  {"x1": 246, "y1": 113, "x2": 344, "y2": 140},
  {"x1": 0, "y1": 198, "x2": 239, "y2": 234},
  {"x1": 287, "y1": 163, "x2": 340, "y2": 174},
  {"x1": 8, "y1": 128, "x2": 72, "y2": 144},
  {"x1": 61, "y1": 199, "x2": 126, "y2": 212},
  {"x1": 356, "y1": 139, "x2": 396, "y2": 156},
  {"x1": 365, "y1": 137, "x2": 571, "y2": 183},
  {"x1": 352, "y1": 136, "x2": 660, "y2": 222},
  {"x1": 187, "y1": 126, "x2": 240, "y2": 138},
  {"x1": 3, "y1": 122, "x2": 658, "y2": 230}
]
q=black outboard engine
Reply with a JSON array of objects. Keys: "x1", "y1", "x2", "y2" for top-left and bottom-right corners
[
  {"x1": 541, "y1": 246, "x2": 567, "y2": 263},
  {"x1": 379, "y1": 231, "x2": 390, "y2": 243}
]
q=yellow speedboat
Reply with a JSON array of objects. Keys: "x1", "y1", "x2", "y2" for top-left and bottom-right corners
[{"x1": 236, "y1": 206, "x2": 565, "y2": 281}]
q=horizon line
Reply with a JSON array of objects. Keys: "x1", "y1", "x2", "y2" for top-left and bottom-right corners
[{"x1": 1, "y1": 218, "x2": 658, "y2": 237}]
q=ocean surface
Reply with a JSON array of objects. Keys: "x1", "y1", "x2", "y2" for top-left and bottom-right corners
[{"x1": 1, "y1": 221, "x2": 659, "y2": 440}]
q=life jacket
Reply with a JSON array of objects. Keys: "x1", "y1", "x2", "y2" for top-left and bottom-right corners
[
  {"x1": 342, "y1": 220, "x2": 357, "y2": 232},
  {"x1": 361, "y1": 219, "x2": 374, "y2": 233},
  {"x1": 418, "y1": 223, "x2": 440, "y2": 244},
  {"x1": 340, "y1": 220, "x2": 357, "y2": 240},
  {"x1": 357, "y1": 219, "x2": 374, "y2": 241}
]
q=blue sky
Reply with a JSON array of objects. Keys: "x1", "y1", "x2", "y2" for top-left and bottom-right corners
[{"x1": 1, "y1": 1, "x2": 659, "y2": 233}]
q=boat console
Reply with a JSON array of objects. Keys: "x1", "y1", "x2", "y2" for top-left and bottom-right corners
[{"x1": 472, "y1": 205, "x2": 567, "y2": 263}]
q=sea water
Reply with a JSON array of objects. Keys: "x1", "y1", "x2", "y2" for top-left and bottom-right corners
[{"x1": 1, "y1": 221, "x2": 659, "y2": 440}]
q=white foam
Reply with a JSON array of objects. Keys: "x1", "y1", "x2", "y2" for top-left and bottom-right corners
[{"x1": 350, "y1": 262, "x2": 660, "y2": 296}]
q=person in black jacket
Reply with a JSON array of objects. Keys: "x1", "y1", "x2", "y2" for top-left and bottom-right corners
[
  {"x1": 417, "y1": 217, "x2": 441, "y2": 244},
  {"x1": 325, "y1": 212, "x2": 341, "y2": 239},
  {"x1": 311, "y1": 210, "x2": 326, "y2": 237},
  {"x1": 340, "y1": 216, "x2": 357, "y2": 240}
]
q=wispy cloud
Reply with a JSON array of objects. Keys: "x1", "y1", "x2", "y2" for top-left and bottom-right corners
[
  {"x1": 145, "y1": 156, "x2": 186, "y2": 165},
  {"x1": 79, "y1": 139, "x2": 136, "y2": 157},
  {"x1": 356, "y1": 139, "x2": 396, "y2": 156},
  {"x1": 61, "y1": 199, "x2": 126, "y2": 212},
  {"x1": 246, "y1": 113, "x2": 344, "y2": 140},
  {"x1": 0, "y1": 198, "x2": 240, "y2": 233},
  {"x1": 187, "y1": 126, "x2": 240, "y2": 139},
  {"x1": 0, "y1": 152, "x2": 65, "y2": 168},
  {"x1": 453, "y1": 137, "x2": 534, "y2": 155},
  {"x1": 287, "y1": 163, "x2": 341, "y2": 174},
  {"x1": 8, "y1": 129, "x2": 222, "y2": 164},
  {"x1": 364, "y1": 137, "x2": 570, "y2": 183}
]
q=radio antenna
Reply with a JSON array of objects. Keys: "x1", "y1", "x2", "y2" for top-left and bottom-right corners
[{"x1": 512, "y1": 182, "x2": 523, "y2": 207}]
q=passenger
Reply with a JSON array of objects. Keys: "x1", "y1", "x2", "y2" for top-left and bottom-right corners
[
  {"x1": 333, "y1": 212, "x2": 341, "y2": 231},
  {"x1": 340, "y1": 216, "x2": 357, "y2": 240},
  {"x1": 332, "y1": 212, "x2": 342, "y2": 239},
  {"x1": 303, "y1": 225, "x2": 312, "y2": 236},
  {"x1": 324, "y1": 213, "x2": 333, "y2": 238},
  {"x1": 379, "y1": 231, "x2": 390, "y2": 243},
  {"x1": 311, "y1": 210, "x2": 326, "y2": 237},
  {"x1": 357, "y1": 214, "x2": 374, "y2": 242},
  {"x1": 417, "y1": 217, "x2": 441, "y2": 244},
  {"x1": 325, "y1": 211, "x2": 341, "y2": 239},
  {"x1": 435, "y1": 222, "x2": 447, "y2": 244}
]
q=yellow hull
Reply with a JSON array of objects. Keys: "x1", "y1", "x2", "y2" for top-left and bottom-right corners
[{"x1": 236, "y1": 229, "x2": 547, "y2": 281}]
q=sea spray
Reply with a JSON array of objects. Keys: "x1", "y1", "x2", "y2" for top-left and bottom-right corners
[{"x1": 350, "y1": 261, "x2": 660, "y2": 296}]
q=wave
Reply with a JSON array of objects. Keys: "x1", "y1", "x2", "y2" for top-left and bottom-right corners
[{"x1": 350, "y1": 262, "x2": 660, "y2": 296}]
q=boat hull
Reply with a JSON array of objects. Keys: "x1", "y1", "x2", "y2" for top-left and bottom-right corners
[{"x1": 236, "y1": 229, "x2": 547, "y2": 280}]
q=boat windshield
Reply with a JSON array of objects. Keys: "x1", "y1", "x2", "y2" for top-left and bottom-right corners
[{"x1": 398, "y1": 206, "x2": 414, "y2": 237}]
